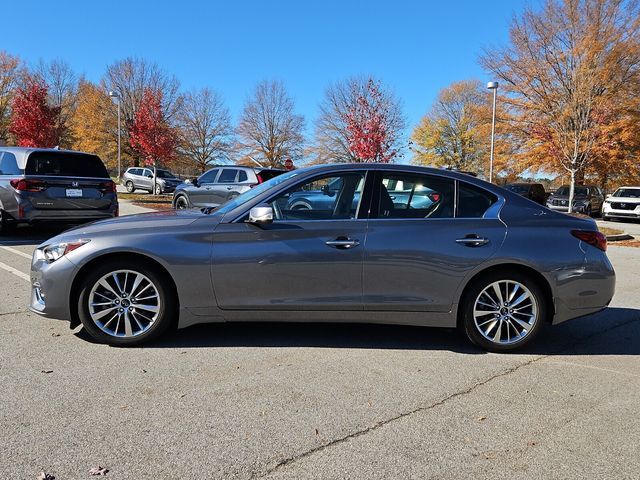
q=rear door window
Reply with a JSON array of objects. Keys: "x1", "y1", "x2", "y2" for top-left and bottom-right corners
[
  {"x1": 237, "y1": 170, "x2": 248, "y2": 182},
  {"x1": 0, "y1": 152, "x2": 21, "y2": 175},
  {"x1": 457, "y1": 182, "x2": 497, "y2": 218},
  {"x1": 25, "y1": 152, "x2": 109, "y2": 178},
  {"x1": 218, "y1": 169, "x2": 238, "y2": 183}
]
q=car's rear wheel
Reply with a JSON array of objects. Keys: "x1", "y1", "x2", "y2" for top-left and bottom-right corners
[
  {"x1": 174, "y1": 195, "x2": 189, "y2": 210},
  {"x1": 0, "y1": 209, "x2": 15, "y2": 235},
  {"x1": 125, "y1": 181, "x2": 135, "y2": 193},
  {"x1": 77, "y1": 260, "x2": 176, "y2": 346},
  {"x1": 461, "y1": 271, "x2": 547, "y2": 352}
]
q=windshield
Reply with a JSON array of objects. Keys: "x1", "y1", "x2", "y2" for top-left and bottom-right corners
[
  {"x1": 156, "y1": 170, "x2": 176, "y2": 179},
  {"x1": 555, "y1": 186, "x2": 588, "y2": 196},
  {"x1": 506, "y1": 185, "x2": 529, "y2": 194},
  {"x1": 613, "y1": 188, "x2": 640, "y2": 198},
  {"x1": 214, "y1": 169, "x2": 303, "y2": 215}
]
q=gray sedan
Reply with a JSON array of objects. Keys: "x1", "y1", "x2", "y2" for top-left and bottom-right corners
[{"x1": 29, "y1": 164, "x2": 615, "y2": 352}]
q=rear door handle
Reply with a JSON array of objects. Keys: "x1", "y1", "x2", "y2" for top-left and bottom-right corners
[
  {"x1": 326, "y1": 238, "x2": 360, "y2": 249},
  {"x1": 456, "y1": 236, "x2": 489, "y2": 247}
]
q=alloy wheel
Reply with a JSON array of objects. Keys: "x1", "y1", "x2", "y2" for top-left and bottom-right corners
[
  {"x1": 472, "y1": 280, "x2": 538, "y2": 345},
  {"x1": 175, "y1": 196, "x2": 188, "y2": 209},
  {"x1": 88, "y1": 270, "x2": 161, "y2": 338}
]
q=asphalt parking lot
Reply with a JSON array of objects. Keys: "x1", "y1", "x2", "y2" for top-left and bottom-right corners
[{"x1": 0, "y1": 205, "x2": 638, "y2": 479}]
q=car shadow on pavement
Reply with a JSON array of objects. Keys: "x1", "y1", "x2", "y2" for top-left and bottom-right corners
[
  {"x1": 0, "y1": 225, "x2": 71, "y2": 246},
  {"x1": 96, "y1": 306, "x2": 640, "y2": 355}
]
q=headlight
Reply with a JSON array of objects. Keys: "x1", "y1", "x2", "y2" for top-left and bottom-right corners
[{"x1": 37, "y1": 240, "x2": 90, "y2": 263}]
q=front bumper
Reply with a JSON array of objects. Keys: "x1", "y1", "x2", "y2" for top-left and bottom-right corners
[
  {"x1": 29, "y1": 254, "x2": 77, "y2": 321},
  {"x1": 546, "y1": 203, "x2": 590, "y2": 214},
  {"x1": 603, "y1": 205, "x2": 640, "y2": 219}
]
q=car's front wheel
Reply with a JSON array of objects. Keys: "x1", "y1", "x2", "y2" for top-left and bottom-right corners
[
  {"x1": 77, "y1": 260, "x2": 176, "y2": 346},
  {"x1": 174, "y1": 195, "x2": 189, "y2": 210},
  {"x1": 154, "y1": 184, "x2": 163, "y2": 195},
  {"x1": 461, "y1": 271, "x2": 547, "y2": 352}
]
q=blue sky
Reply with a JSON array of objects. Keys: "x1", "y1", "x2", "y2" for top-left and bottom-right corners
[{"x1": 5, "y1": 0, "x2": 533, "y2": 137}]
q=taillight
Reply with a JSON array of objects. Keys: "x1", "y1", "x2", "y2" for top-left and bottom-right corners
[
  {"x1": 99, "y1": 181, "x2": 117, "y2": 193},
  {"x1": 10, "y1": 179, "x2": 47, "y2": 192},
  {"x1": 571, "y1": 230, "x2": 607, "y2": 251},
  {"x1": 256, "y1": 174, "x2": 264, "y2": 184}
]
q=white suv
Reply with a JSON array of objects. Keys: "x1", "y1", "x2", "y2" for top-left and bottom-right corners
[{"x1": 603, "y1": 186, "x2": 640, "y2": 221}]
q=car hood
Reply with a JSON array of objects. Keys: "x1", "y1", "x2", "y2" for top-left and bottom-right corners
[
  {"x1": 40, "y1": 209, "x2": 218, "y2": 246},
  {"x1": 609, "y1": 196, "x2": 640, "y2": 202}
]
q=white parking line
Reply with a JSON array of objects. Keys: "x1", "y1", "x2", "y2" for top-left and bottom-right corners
[
  {"x1": 0, "y1": 246, "x2": 33, "y2": 260},
  {"x1": 0, "y1": 260, "x2": 30, "y2": 282}
]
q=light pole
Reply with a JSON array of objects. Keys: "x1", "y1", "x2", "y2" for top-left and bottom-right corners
[
  {"x1": 487, "y1": 81, "x2": 499, "y2": 183},
  {"x1": 108, "y1": 91, "x2": 121, "y2": 178}
]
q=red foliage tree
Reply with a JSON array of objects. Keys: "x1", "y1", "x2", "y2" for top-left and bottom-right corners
[
  {"x1": 344, "y1": 78, "x2": 401, "y2": 163},
  {"x1": 129, "y1": 88, "x2": 176, "y2": 166},
  {"x1": 9, "y1": 79, "x2": 59, "y2": 147}
]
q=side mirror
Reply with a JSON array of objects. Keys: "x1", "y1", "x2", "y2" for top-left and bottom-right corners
[
  {"x1": 321, "y1": 184, "x2": 335, "y2": 196},
  {"x1": 192, "y1": 178, "x2": 199, "y2": 187},
  {"x1": 146, "y1": 173, "x2": 153, "y2": 178},
  {"x1": 248, "y1": 204, "x2": 273, "y2": 224},
  {"x1": 606, "y1": 194, "x2": 612, "y2": 199}
]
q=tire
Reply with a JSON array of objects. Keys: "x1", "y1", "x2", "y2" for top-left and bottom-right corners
[
  {"x1": 77, "y1": 259, "x2": 176, "y2": 346},
  {"x1": 460, "y1": 271, "x2": 548, "y2": 352},
  {"x1": 125, "y1": 181, "x2": 135, "y2": 193},
  {"x1": 174, "y1": 195, "x2": 190, "y2": 210},
  {"x1": 0, "y1": 209, "x2": 16, "y2": 235},
  {"x1": 585, "y1": 205, "x2": 592, "y2": 217},
  {"x1": 154, "y1": 184, "x2": 163, "y2": 195}
]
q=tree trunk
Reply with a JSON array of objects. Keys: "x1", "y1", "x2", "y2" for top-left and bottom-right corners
[{"x1": 568, "y1": 168, "x2": 576, "y2": 214}]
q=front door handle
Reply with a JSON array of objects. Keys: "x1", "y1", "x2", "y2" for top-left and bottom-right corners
[
  {"x1": 226, "y1": 186, "x2": 233, "y2": 190},
  {"x1": 456, "y1": 236, "x2": 489, "y2": 247},
  {"x1": 326, "y1": 238, "x2": 360, "y2": 249}
]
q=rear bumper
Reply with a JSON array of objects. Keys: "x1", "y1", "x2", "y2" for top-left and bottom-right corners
[{"x1": 10, "y1": 200, "x2": 118, "y2": 224}]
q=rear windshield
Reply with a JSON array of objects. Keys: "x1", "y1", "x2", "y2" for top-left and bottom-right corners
[
  {"x1": 256, "y1": 169, "x2": 285, "y2": 182},
  {"x1": 25, "y1": 151, "x2": 109, "y2": 178}
]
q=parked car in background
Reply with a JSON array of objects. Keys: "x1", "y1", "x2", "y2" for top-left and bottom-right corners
[
  {"x1": 504, "y1": 183, "x2": 546, "y2": 205},
  {"x1": 0, "y1": 147, "x2": 117, "y2": 234},
  {"x1": 32, "y1": 164, "x2": 614, "y2": 352},
  {"x1": 121, "y1": 167, "x2": 181, "y2": 194},
  {"x1": 602, "y1": 186, "x2": 640, "y2": 221},
  {"x1": 546, "y1": 185, "x2": 604, "y2": 216},
  {"x1": 172, "y1": 166, "x2": 285, "y2": 209}
]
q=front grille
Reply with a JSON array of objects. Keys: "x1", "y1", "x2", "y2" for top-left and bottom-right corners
[
  {"x1": 552, "y1": 199, "x2": 568, "y2": 206},
  {"x1": 610, "y1": 202, "x2": 638, "y2": 211}
]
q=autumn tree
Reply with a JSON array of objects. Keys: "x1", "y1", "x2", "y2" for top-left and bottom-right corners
[
  {"x1": 9, "y1": 78, "x2": 59, "y2": 147},
  {"x1": 129, "y1": 89, "x2": 177, "y2": 167},
  {"x1": 481, "y1": 0, "x2": 640, "y2": 209},
  {"x1": 177, "y1": 88, "x2": 233, "y2": 173},
  {"x1": 103, "y1": 58, "x2": 181, "y2": 164},
  {"x1": 69, "y1": 80, "x2": 119, "y2": 171},
  {"x1": 313, "y1": 76, "x2": 405, "y2": 164},
  {"x1": 412, "y1": 80, "x2": 489, "y2": 171},
  {"x1": 34, "y1": 59, "x2": 79, "y2": 148},
  {"x1": 236, "y1": 80, "x2": 304, "y2": 168},
  {"x1": 0, "y1": 51, "x2": 22, "y2": 144}
]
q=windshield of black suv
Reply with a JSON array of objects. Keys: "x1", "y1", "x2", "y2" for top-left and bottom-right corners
[
  {"x1": 214, "y1": 169, "x2": 302, "y2": 215},
  {"x1": 156, "y1": 170, "x2": 176, "y2": 179},
  {"x1": 613, "y1": 188, "x2": 640, "y2": 198},
  {"x1": 25, "y1": 151, "x2": 109, "y2": 178},
  {"x1": 555, "y1": 186, "x2": 588, "y2": 196}
]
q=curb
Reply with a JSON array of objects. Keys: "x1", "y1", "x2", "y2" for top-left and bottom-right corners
[{"x1": 606, "y1": 233, "x2": 634, "y2": 242}]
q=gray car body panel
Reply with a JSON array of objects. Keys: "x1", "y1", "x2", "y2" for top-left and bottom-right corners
[{"x1": 30, "y1": 164, "x2": 615, "y2": 332}]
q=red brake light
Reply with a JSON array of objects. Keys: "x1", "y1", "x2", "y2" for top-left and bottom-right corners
[
  {"x1": 10, "y1": 179, "x2": 47, "y2": 192},
  {"x1": 99, "y1": 181, "x2": 117, "y2": 193},
  {"x1": 256, "y1": 174, "x2": 264, "y2": 184},
  {"x1": 571, "y1": 230, "x2": 607, "y2": 252}
]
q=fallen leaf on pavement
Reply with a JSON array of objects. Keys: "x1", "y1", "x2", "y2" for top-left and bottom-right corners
[
  {"x1": 51, "y1": 333, "x2": 60, "y2": 337},
  {"x1": 37, "y1": 471, "x2": 55, "y2": 480},
  {"x1": 477, "y1": 416, "x2": 487, "y2": 421},
  {"x1": 315, "y1": 428, "x2": 319, "y2": 435},
  {"x1": 41, "y1": 370, "x2": 54, "y2": 374},
  {"x1": 88, "y1": 466, "x2": 109, "y2": 475}
]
